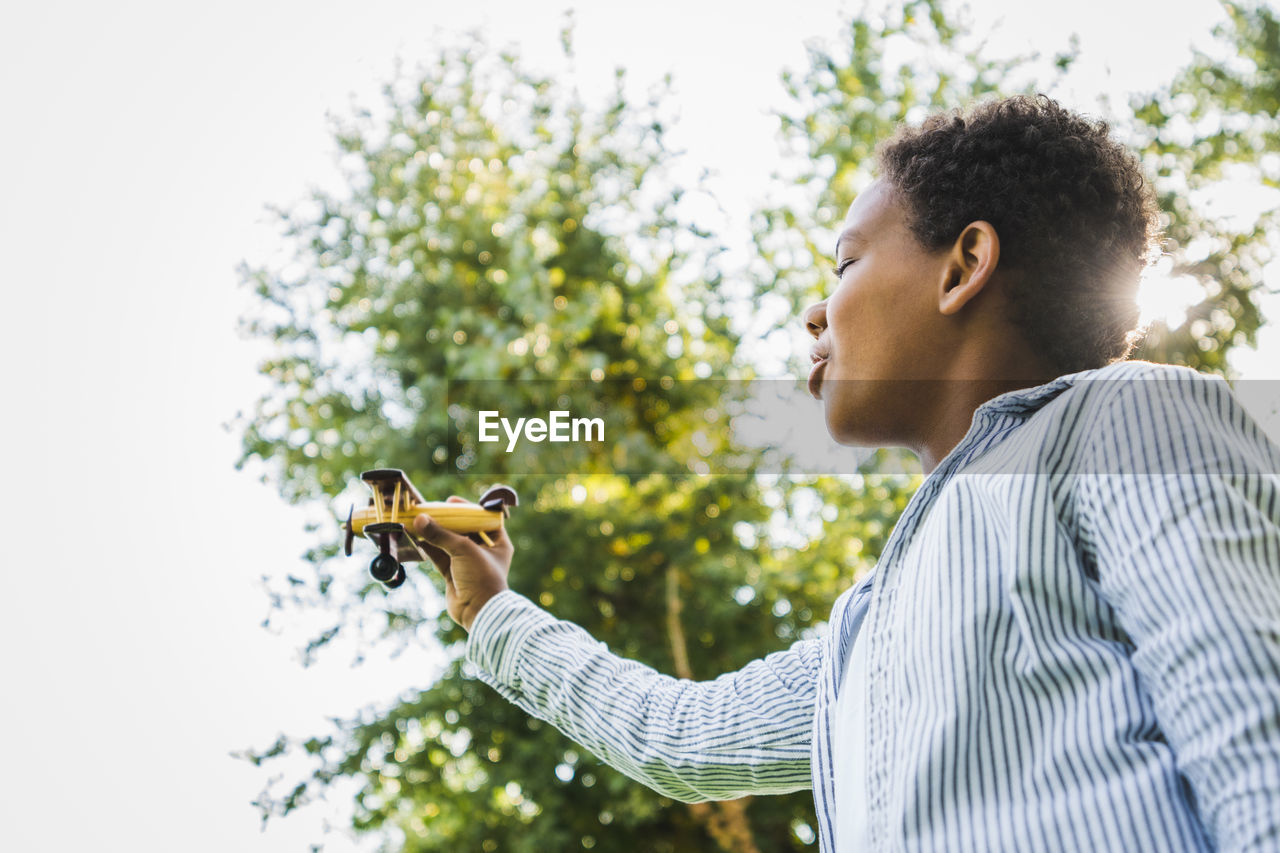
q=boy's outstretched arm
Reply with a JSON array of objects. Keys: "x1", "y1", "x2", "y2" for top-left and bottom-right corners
[{"x1": 414, "y1": 509, "x2": 821, "y2": 803}]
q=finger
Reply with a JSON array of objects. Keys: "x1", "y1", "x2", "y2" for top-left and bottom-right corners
[
  {"x1": 485, "y1": 523, "x2": 514, "y2": 558},
  {"x1": 413, "y1": 512, "x2": 473, "y2": 555},
  {"x1": 446, "y1": 495, "x2": 468, "y2": 503}
]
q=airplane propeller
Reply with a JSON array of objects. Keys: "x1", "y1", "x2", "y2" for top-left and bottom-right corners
[{"x1": 343, "y1": 506, "x2": 355, "y2": 556}]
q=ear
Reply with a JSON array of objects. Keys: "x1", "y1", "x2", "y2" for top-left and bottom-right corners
[{"x1": 937, "y1": 221, "x2": 1000, "y2": 316}]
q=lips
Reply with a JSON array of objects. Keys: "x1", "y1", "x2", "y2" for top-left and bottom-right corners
[{"x1": 808, "y1": 344, "x2": 830, "y2": 400}]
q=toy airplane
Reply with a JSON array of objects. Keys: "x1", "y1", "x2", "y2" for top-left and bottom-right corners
[{"x1": 343, "y1": 468, "x2": 517, "y2": 590}]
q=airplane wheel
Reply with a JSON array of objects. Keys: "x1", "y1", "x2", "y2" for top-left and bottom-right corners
[
  {"x1": 370, "y1": 553, "x2": 400, "y2": 583},
  {"x1": 383, "y1": 566, "x2": 407, "y2": 589}
]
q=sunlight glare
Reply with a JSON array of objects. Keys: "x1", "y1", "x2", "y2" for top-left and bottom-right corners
[{"x1": 1137, "y1": 256, "x2": 1204, "y2": 330}]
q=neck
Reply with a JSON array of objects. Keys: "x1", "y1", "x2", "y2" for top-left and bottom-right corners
[
  {"x1": 908, "y1": 339, "x2": 1060, "y2": 473},
  {"x1": 909, "y1": 376, "x2": 1045, "y2": 472}
]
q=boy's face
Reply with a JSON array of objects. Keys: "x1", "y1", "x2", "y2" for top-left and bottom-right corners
[{"x1": 803, "y1": 180, "x2": 953, "y2": 446}]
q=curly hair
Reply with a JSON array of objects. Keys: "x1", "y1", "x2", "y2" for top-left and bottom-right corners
[{"x1": 876, "y1": 95, "x2": 1159, "y2": 372}]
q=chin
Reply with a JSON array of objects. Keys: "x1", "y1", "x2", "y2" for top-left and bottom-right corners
[
  {"x1": 823, "y1": 395, "x2": 895, "y2": 448},
  {"x1": 824, "y1": 403, "x2": 869, "y2": 446}
]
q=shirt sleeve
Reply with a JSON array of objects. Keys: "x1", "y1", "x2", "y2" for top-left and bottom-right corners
[
  {"x1": 465, "y1": 589, "x2": 822, "y2": 803},
  {"x1": 1079, "y1": 367, "x2": 1280, "y2": 852}
]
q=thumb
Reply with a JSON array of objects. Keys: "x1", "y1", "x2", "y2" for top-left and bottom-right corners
[{"x1": 413, "y1": 513, "x2": 472, "y2": 554}]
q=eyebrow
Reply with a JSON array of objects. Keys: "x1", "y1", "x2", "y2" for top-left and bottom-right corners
[{"x1": 834, "y1": 228, "x2": 866, "y2": 259}]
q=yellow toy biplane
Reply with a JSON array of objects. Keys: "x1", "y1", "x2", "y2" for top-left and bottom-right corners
[{"x1": 343, "y1": 469, "x2": 517, "y2": 590}]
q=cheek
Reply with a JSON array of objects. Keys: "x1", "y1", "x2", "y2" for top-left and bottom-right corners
[
  {"x1": 825, "y1": 285, "x2": 858, "y2": 344},
  {"x1": 825, "y1": 282, "x2": 874, "y2": 363}
]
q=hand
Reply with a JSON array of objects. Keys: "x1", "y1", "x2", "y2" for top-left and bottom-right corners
[{"x1": 413, "y1": 496, "x2": 514, "y2": 631}]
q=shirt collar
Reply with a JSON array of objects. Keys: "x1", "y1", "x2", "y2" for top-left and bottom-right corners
[{"x1": 974, "y1": 371, "x2": 1084, "y2": 417}]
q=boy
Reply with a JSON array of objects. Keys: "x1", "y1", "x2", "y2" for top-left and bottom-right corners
[{"x1": 415, "y1": 96, "x2": 1280, "y2": 851}]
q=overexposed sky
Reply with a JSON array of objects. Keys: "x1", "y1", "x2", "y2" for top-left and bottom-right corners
[{"x1": 1, "y1": 1, "x2": 1272, "y2": 850}]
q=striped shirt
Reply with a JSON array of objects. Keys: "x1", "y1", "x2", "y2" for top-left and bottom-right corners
[{"x1": 466, "y1": 361, "x2": 1280, "y2": 851}]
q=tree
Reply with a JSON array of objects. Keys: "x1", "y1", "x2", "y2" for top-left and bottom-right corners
[
  {"x1": 1128, "y1": 0, "x2": 1280, "y2": 371},
  {"x1": 239, "y1": 31, "x2": 845, "y2": 852},
  {"x1": 754, "y1": 0, "x2": 1277, "y2": 378},
  {"x1": 239, "y1": 3, "x2": 1278, "y2": 850}
]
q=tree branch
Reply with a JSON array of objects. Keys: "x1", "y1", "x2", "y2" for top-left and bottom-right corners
[{"x1": 664, "y1": 562, "x2": 761, "y2": 853}]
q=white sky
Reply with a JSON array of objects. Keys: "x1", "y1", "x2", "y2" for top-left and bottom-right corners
[{"x1": 1, "y1": 1, "x2": 1274, "y2": 850}]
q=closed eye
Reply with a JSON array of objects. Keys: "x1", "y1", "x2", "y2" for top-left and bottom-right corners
[{"x1": 832, "y1": 258, "x2": 857, "y2": 279}]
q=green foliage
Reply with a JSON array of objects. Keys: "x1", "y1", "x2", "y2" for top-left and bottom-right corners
[
  {"x1": 755, "y1": 0, "x2": 1278, "y2": 378},
  {"x1": 752, "y1": 0, "x2": 1042, "y2": 329},
  {"x1": 239, "y1": 4, "x2": 1277, "y2": 851},
  {"x1": 239, "y1": 35, "x2": 826, "y2": 851},
  {"x1": 1128, "y1": 0, "x2": 1280, "y2": 372}
]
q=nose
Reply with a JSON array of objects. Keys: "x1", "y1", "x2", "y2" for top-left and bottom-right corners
[{"x1": 803, "y1": 300, "x2": 827, "y2": 340}]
